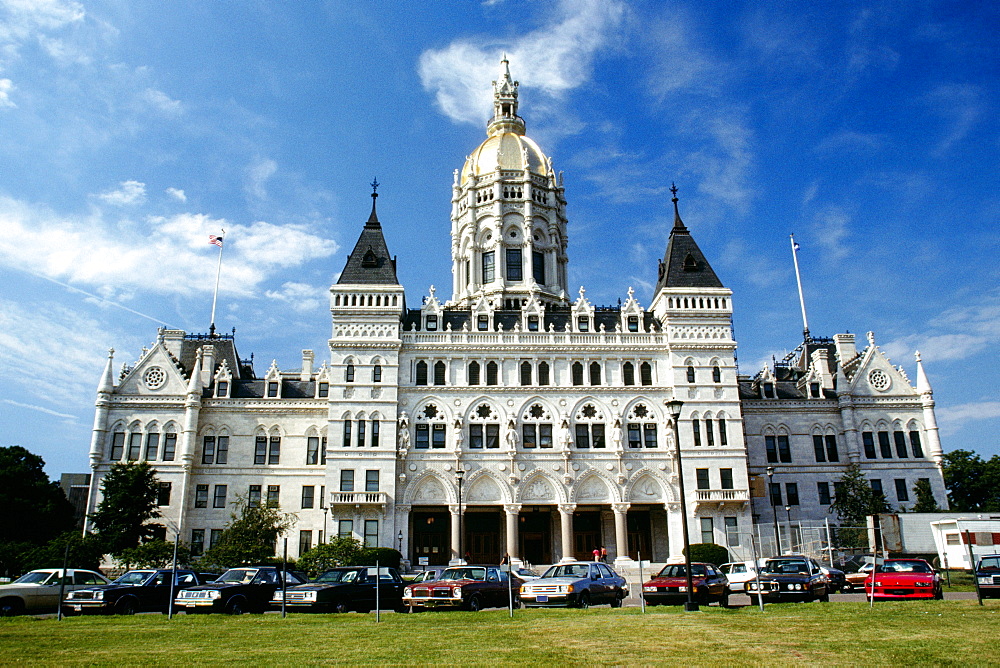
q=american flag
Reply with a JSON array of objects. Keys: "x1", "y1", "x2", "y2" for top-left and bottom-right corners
[{"x1": 209, "y1": 235, "x2": 223, "y2": 247}]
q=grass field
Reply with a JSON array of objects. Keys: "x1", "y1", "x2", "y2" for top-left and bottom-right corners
[{"x1": 2, "y1": 600, "x2": 998, "y2": 666}]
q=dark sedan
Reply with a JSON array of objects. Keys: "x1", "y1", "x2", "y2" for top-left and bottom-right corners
[
  {"x1": 746, "y1": 557, "x2": 830, "y2": 603},
  {"x1": 402, "y1": 565, "x2": 522, "y2": 611},
  {"x1": 272, "y1": 566, "x2": 405, "y2": 613},
  {"x1": 641, "y1": 562, "x2": 730, "y2": 607},
  {"x1": 174, "y1": 566, "x2": 306, "y2": 614},
  {"x1": 63, "y1": 569, "x2": 210, "y2": 615},
  {"x1": 976, "y1": 554, "x2": 1000, "y2": 598}
]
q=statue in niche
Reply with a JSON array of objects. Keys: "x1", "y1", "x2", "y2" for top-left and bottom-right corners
[
  {"x1": 397, "y1": 412, "x2": 410, "y2": 452},
  {"x1": 559, "y1": 415, "x2": 573, "y2": 450},
  {"x1": 453, "y1": 417, "x2": 464, "y2": 450},
  {"x1": 505, "y1": 419, "x2": 519, "y2": 450},
  {"x1": 611, "y1": 417, "x2": 624, "y2": 450}
]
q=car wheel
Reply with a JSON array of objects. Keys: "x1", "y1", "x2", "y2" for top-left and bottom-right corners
[
  {"x1": 818, "y1": 590, "x2": 830, "y2": 603},
  {"x1": 407, "y1": 605, "x2": 421, "y2": 613},
  {"x1": 748, "y1": 595, "x2": 760, "y2": 606},
  {"x1": 577, "y1": 592, "x2": 590, "y2": 609},
  {"x1": 0, "y1": 598, "x2": 24, "y2": 617},
  {"x1": 719, "y1": 589, "x2": 730, "y2": 608},
  {"x1": 934, "y1": 588, "x2": 944, "y2": 600},
  {"x1": 610, "y1": 592, "x2": 624, "y2": 608},
  {"x1": 115, "y1": 597, "x2": 139, "y2": 615},
  {"x1": 226, "y1": 597, "x2": 247, "y2": 615},
  {"x1": 467, "y1": 595, "x2": 482, "y2": 612},
  {"x1": 333, "y1": 600, "x2": 349, "y2": 614},
  {"x1": 511, "y1": 597, "x2": 522, "y2": 610}
]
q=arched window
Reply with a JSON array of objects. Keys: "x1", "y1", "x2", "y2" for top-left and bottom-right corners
[
  {"x1": 468, "y1": 361, "x2": 481, "y2": 385},
  {"x1": 345, "y1": 363, "x2": 355, "y2": 383},
  {"x1": 486, "y1": 361, "x2": 498, "y2": 386},
  {"x1": 622, "y1": 362, "x2": 635, "y2": 386},
  {"x1": 520, "y1": 361, "x2": 532, "y2": 386},
  {"x1": 572, "y1": 362, "x2": 584, "y2": 386},
  {"x1": 687, "y1": 366, "x2": 696, "y2": 383},
  {"x1": 415, "y1": 361, "x2": 428, "y2": 386},
  {"x1": 538, "y1": 361, "x2": 550, "y2": 386},
  {"x1": 589, "y1": 362, "x2": 601, "y2": 386},
  {"x1": 712, "y1": 365, "x2": 721, "y2": 383},
  {"x1": 433, "y1": 361, "x2": 446, "y2": 386},
  {"x1": 372, "y1": 364, "x2": 382, "y2": 383},
  {"x1": 640, "y1": 362, "x2": 652, "y2": 386}
]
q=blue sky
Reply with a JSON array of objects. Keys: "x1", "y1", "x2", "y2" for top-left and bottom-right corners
[{"x1": 1, "y1": 0, "x2": 998, "y2": 477}]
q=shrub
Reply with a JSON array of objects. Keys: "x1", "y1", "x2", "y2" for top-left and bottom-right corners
[
  {"x1": 361, "y1": 547, "x2": 402, "y2": 570},
  {"x1": 296, "y1": 537, "x2": 364, "y2": 578},
  {"x1": 684, "y1": 543, "x2": 730, "y2": 566}
]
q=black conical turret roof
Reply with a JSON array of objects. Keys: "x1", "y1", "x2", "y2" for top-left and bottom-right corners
[
  {"x1": 653, "y1": 186, "x2": 724, "y2": 292},
  {"x1": 337, "y1": 187, "x2": 400, "y2": 285}
]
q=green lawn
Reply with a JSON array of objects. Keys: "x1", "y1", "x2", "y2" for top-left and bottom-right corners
[{"x1": 2, "y1": 601, "x2": 998, "y2": 666}]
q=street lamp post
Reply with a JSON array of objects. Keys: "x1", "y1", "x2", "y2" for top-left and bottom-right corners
[
  {"x1": 456, "y1": 467, "x2": 466, "y2": 564},
  {"x1": 784, "y1": 505, "x2": 794, "y2": 552},
  {"x1": 766, "y1": 466, "x2": 780, "y2": 556},
  {"x1": 398, "y1": 530, "x2": 403, "y2": 554},
  {"x1": 667, "y1": 399, "x2": 698, "y2": 612}
]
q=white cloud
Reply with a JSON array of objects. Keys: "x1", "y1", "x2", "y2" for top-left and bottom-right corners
[
  {"x1": 246, "y1": 157, "x2": 277, "y2": 201},
  {"x1": 924, "y1": 83, "x2": 982, "y2": 156},
  {"x1": 882, "y1": 291, "x2": 1000, "y2": 363},
  {"x1": 0, "y1": 78, "x2": 15, "y2": 108},
  {"x1": 165, "y1": 187, "x2": 186, "y2": 202},
  {"x1": 1, "y1": 398, "x2": 77, "y2": 420},
  {"x1": 264, "y1": 281, "x2": 327, "y2": 313},
  {"x1": 811, "y1": 206, "x2": 851, "y2": 262},
  {"x1": 937, "y1": 401, "x2": 1000, "y2": 434},
  {"x1": 142, "y1": 87, "x2": 182, "y2": 116},
  {"x1": 718, "y1": 239, "x2": 785, "y2": 289},
  {"x1": 98, "y1": 180, "x2": 146, "y2": 206},
  {"x1": 418, "y1": 0, "x2": 626, "y2": 126}
]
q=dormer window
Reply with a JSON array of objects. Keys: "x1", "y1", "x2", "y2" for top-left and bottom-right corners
[
  {"x1": 267, "y1": 382, "x2": 279, "y2": 398},
  {"x1": 527, "y1": 316, "x2": 539, "y2": 332},
  {"x1": 478, "y1": 315, "x2": 489, "y2": 331},
  {"x1": 426, "y1": 315, "x2": 438, "y2": 331},
  {"x1": 810, "y1": 382, "x2": 821, "y2": 398},
  {"x1": 216, "y1": 381, "x2": 228, "y2": 398},
  {"x1": 627, "y1": 317, "x2": 639, "y2": 332},
  {"x1": 578, "y1": 317, "x2": 589, "y2": 332},
  {"x1": 763, "y1": 382, "x2": 775, "y2": 399},
  {"x1": 683, "y1": 253, "x2": 698, "y2": 271},
  {"x1": 361, "y1": 246, "x2": 378, "y2": 268},
  {"x1": 318, "y1": 382, "x2": 329, "y2": 398}
]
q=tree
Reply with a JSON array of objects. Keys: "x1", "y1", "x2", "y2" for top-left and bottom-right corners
[
  {"x1": 942, "y1": 449, "x2": 1000, "y2": 512},
  {"x1": 296, "y1": 537, "x2": 364, "y2": 578},
  {"x1": 830, "y1": 463, "x2": 891, "y2": 548},
  {"x1": 88, "y1": 462, "x2": 162, "y2": 556},
  {"x1": 684, "y1": 543, "x2": 730, "y2": 567},
  {"x1": 911, "y1": 478, "x2": 941, "y2": 513},
  {"x1": 0, "y1": 446, "x2": 75, "y2": 545},
  {"x1": 200, "y1": 497, "x2": 296, "y2": 570},
  {"x1": 118, "y1": 539, "x2": 192, "y2": 569}
]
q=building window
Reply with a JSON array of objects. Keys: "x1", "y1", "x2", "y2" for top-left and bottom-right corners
[
  {"x1": 870, "y1": 479, "x2": 884, "y2": 498},
  {"x1": 470, "y1": 424, "x2": 500, "y2": 449},
  {"x1": 894, "y1": 479, "x2": 909, "y2": 502},
  {"x1": 893, "y1": 431, "x2": 909, "y2": 458},
  {"x1": 700, "y1": 517, "x2": 714, "y2": 544},
  {"x1": 366, "y1": 470, "x2": 380, "y2": 492},
  {"x1": 589, "y1": 362, "x2": 601, "y2": 385},
  {"x1": 340, "y1": 470, "x2": 355, "y2": 492},
  {"x1": 725, "y1": 517, "x2": 740, "y2": 547},
  {"x1": 765, "y1": 435, "x2": 777, "y2": 462},
  {"x1": 877, "y1": 431, "x2": 892, "y2": 458},
  {"x1": 705, "y1": 419, "x2": 715, "y2": 446},
  {"x1": 415, "y1": 361, "x2": 428, "y2": 386},
  {"x1": 486, "y1": 361, "x2": 498, "y2": 385},
  {"x1": 506, "y1": 248, "x2": 523, "y2": 281},
  {"x1": 425, "y1": 315, "x2": 437, "y2": 331},
  {"x1": 191, "y1": 529, "x2": 205, "y2": 557},
  {"x1": 786, "y1": 482, "x2": 799, "y2": 506},
  {"x1": 249, "y1": 485, "x2": 261, "y2": 508},
  {"x1": 432, "y1": 424, "x2": 447, "y2": 448},
  {"x1": 144, "y1": 433, "x2": 159, "y2": 461},
  {"x1": 216, "y1": 436, "x2": 228, "y2": 464},
  {"x1": 627, "y1": 316, "x2": 639, "y2": 332},
  {"x1": 202, "y1": 436, "x2": 216, "y2": 465},
  {"x1": 433, "y1": 361, "x2": 446, "y2": 386},
  {"x1": 720, "y1": 468, "x2": 734, "y2": 490},
  {"x1": 373, "y1": 365, "x2": 382, "y2": 383},
  {"x1": 817, "y1": 481, "x2": 831, "y2": 505},
  {"x1": 769, "y1": 482, "x2": 782, "y2": 506},
  {"x1": 909, "y1": 431, "x2": 923, "y2": 458},
  {"x1": 307, "y1": 436, "x2": 321, "y2": 465},
  {"x1": 713, "y1": 366, "x2": 722, "y2": 383},
  {"x1": 686, "y1": 366, "x2": 696, "y2": 383},
  {"x1": 216, "y1": 380, "x2": 228, "y2": 397},
  {"x1": 824, "y1": 435, "x2": 838, "y2": 462},
  {"x1": 415, "y1": 424, "x2": 429, "y2": 449},
  {"x1": 522, "y1": 424, "x2": 553, "y2": 448},
  {"x1": 157, "y1": 482, "x2": 172, "y2": 507},
  {"x1": 267, "y1": 381, "x2": 279, "y2": 398},
  {"x1": 538, "y1": 361, "x2": 550, "y2": 386},
  {"x1": 482, "y1": 251, "x2": 495, "y2": 283},
  {"x1": 371, "y1": 420, "x2": 380, "y2": 447},
  {"x1": 574, "y1": 424, "x2": 605, "y2": 449},
  {"x1": 358, "y1": 420, "x2": 366, "y2": 448},
  {"x1": 810, "y1": 382, "x2": 821, "y2": 398},
  {"x1": 777, "y1": 435, "x2": 791, "y2": 462},
  {"x1": 762, "y1": 382, "x2": 775, "y2": 398},
  {"x1": 622, "y1": 362, "x2": 635, "y2": 386},
  {"x1": 301, "y1": 486, "x2": 315, "y2": 509},
  {"x1": 833, "y1": 481, "x2": 844, "y2": 504},
  {"x1": 212, "y1": 485, "x2": 227, "y2": 508},
  {"x1": 812, "y1": 435, "x2": 826, "y2": 463},
  {"x1": 255, "y1": 435, "x2": 267, "y2": 464},
  {"x1": 478, "y1": 315, "x2": 489, "y2": 331},
  {"x1": 127, "y1": 433, "x2": 141, "y2": 461},
  {"x1": 162, "y1": 433, "x2": 176, "y2": 461},
  {"x1": 627, "y1": 424, "x2": 641, "y2": 449},
  {"x1": 532, "y1": 250, "x2": 545, "y2": 284},
  {"x1": 342, "y1": 421, "x2": 352, "y2": 448},
  {"x1": 299, "y1": 530, "x2": 313, "y2": 555},
  {"x1": 364, "y1": 520, "x2": 379, "y2": 548},
  {"x1": 345, "y1": 363, "x2": 355, "y2": 382},
  {"x1": 718, "y1": 419, "x2": 728, "y2": 446},
  {"x1": 338, "y1": 520, "x2": 354, "y2": 539},
  {"x1": 643, "y1": 424, "x2": 657, "y2": 448},
  {"x1": 640, "y1": 362, "x2": 652, "y2": 386},
  {"x1": 195, "y1": 484, "x2": 208, "y2": 508},
  {"x1": 692, "y1": 420, "x2": 701, "y2": 446},
  {"x1": 468, "y1": 361, "x2": 480, "y2": 385},
  {"x1": 318, "y1": 382, "x2": 329, "y2": 397},
  {"x1": 862, "y1": 431, "x2": 876, "y2": 459},
  {"x1": 696, "y1": 468, "x2": 710, "y2": 490},
  {"x1": 571, "y1": 362, "x2": 584, "y2": 386},
  {"x1": 520, "y1": 361, "x2": 532, "y2": 386},
  {"x1": 527, "y1": 315, "x2": 539, "y2": 331},
  {"x1": 209, "y1": 529, "x2": 223, "y2": 549},
  {"x1": 578, "y1": 316, "x2": 589, "y2": 332},
  {"x1": 268, "y1": 436, "x2": 281, "y2": 465}
]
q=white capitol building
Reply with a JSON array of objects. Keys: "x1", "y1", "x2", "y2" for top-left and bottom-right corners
[{"x1": 83, "y1": 60, "x2": 947, "y2": 567}]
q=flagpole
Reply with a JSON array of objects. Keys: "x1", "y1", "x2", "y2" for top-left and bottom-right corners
[
  {"x1": 209, "y1": 230, "x2": 225, "y2": 336},
  {"x1": 790, "y1": 234, "x2": 810, "y2": 342}
]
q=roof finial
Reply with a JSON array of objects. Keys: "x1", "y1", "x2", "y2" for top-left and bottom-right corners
[
  {"x1": 670, "y1": 182, "x2": 685, "y2": 230},
  {"x1": 366, "y1": 177, "x2": 380, "y2": 227}
]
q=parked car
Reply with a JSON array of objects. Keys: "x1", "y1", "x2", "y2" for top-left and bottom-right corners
[
  {"x1": 844, "y1": 563, "x2": 876, "y2": 591},
  {"x1": 408, "y1": 568, "x2": 445, "y2": 584},
  {"x1": 975, "y1": 554, "x2": 1000, "y2": 598},
  {"x1": 174, "y1": 566, "x2": 307, "y2": 614},
  {"x1": 820, "y1": 566, "x2": 846, "y2": 593},
  {"x1": 62, "y1": 569, "x2": 211, "y2": 615},
  {"x1": 519, "y1": 561, "x2": 627, "y2": 609},
  {"x1": 0, "y1": 569, "x2": 109, "y2": 616},
  {"x1": 864, "y1": 559, "x2": 942, "y2": 600},
  {"x1": 512, "y1": 566, "x2": 541, "y2": 582},
  {"x1": 272, "y1": 566, "x2": 405, "y2": 613},
  {"x1": 719, "y1": 561, "x2": 757, "y2": 592},
  {"x1": 641, "y1": 562, "x2": 730, "y2": 607},
  {"x1": 746, "y1": 556, "x2": 830, "y2": 603},
  {"x1": 403, "y1": 565, "x2": 522, "y2": 611}
]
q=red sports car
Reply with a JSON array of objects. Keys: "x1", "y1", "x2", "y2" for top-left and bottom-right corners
[{"x1": 864, "y1": 559, "x2": 942, "y2": 600}]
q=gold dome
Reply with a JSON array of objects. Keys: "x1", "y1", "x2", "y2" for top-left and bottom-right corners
[{"x1": 461, "y1": 132, "x2": 551, "y2": 186}]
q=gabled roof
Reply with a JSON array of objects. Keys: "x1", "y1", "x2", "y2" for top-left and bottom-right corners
[
  {"x1": 337, "y1": 192, "x2": 399, "y2": 285},
  {"x1": 653, "y1": 187, "x2": 724, "y2": 292}
]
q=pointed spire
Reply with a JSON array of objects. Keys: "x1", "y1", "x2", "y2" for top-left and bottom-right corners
[
  {"x1": 653, "y1": 183, "x2": 723, "y2": 293},
  {"x1": 187, "y1": 348, "x2": 203, "y2": 394},
  {"x1": 915, "y1": 351, "x2": 933, "y2": 394},
  {"x1": 98, "y1": 348, "x2": 116, "y2": 393},
  {"x1": 366, "y1": 177, "x2": 380, "y2": 228},
  {"x1": 671, "y1": 183, "x2": 686, "y2": 231},
  {"x1": 338, "y1": 186, "x2": 400, "y2": 285},
  {"x1": 488, "y1": 56, "x2": 525, "y2": 137}
]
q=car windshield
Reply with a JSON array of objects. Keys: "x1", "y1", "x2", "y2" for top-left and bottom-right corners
[
  {"x1": 217, "y1": 569, "x2": 258, "y2": 583},
  {"x1": 763, "y1": 560, "x2": 809, "y2": 575},
  {"x1": 979, "y1": 557, "x2": 1000, "y2": 571},
  {"x1": 517, "y1": 568, "x2": 539, "y2": 577},
  {"x1": 12, "y1": 571, "x2": 57, "y2": 585},
  {"x1": 878, "y1": 561, "x2": 932, "y2": 574},
  {"x1": 542, "y1": 564, "x2": 590, "y2": 579},
  {"x1": 656, "y1": 564, "x2": 708, "y2": 578},
  {"x1": 315, "y1": 570, "x2": 360, "y2": 584},
  {"x1": 439, "y1": 568, "x2": 486, "y2": 581},
  {"x1": 112, "y1": 571, "x2": 156, "y2": 586}
]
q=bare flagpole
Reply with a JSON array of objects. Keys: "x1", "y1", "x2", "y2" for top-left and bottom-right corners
[
  {"x1": 209, "y1": 230, "x2": 225, "y2": 336},
  {"x1": 790, "y1": 234, "x2": 810, "y2": 342}
]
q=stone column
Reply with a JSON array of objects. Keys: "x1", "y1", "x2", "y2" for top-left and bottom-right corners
[
  {"x1": 558, "y1": 503, "x2": 576, "y2": 562},
  {"x1": 665, "y1": 501, "x2": 684, "y2": 560},
  {"x1": 449, "y1": 505, "x2": 462, "y2": 564},
  {"x1": 612, "y1": 503, "x2": 631, "y2": 564},
  {"x1": 504, "y1": 504, "x2": 521, "y2": 562},
  {"x1": 395, "y1": 504, "x2": 411, "y2": 566}
]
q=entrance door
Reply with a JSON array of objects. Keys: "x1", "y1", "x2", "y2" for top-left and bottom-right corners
[
  {"x1": 573, "y1": 511, "x2": 602, "y2": 560},
  {"x1": 627, "y1": 510, "x2": 652, "y2": 560},
  {"x1": 519, "y1": 509, "x2": 552, "y2": 565},
  {"x1": 412, "y1": 510, "x2": 449, "y2": 565},
  {"x1": 466, "y1": 510, "x2": 502, "y2": 564}
]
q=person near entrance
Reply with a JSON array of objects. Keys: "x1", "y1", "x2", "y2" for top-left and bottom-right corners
[
  {"x1": 600, "y1": 547, "x2": 607, "y2": 563},
  {"x1": 593, "y1": 547, "x2": 600, "y2": 562}
]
